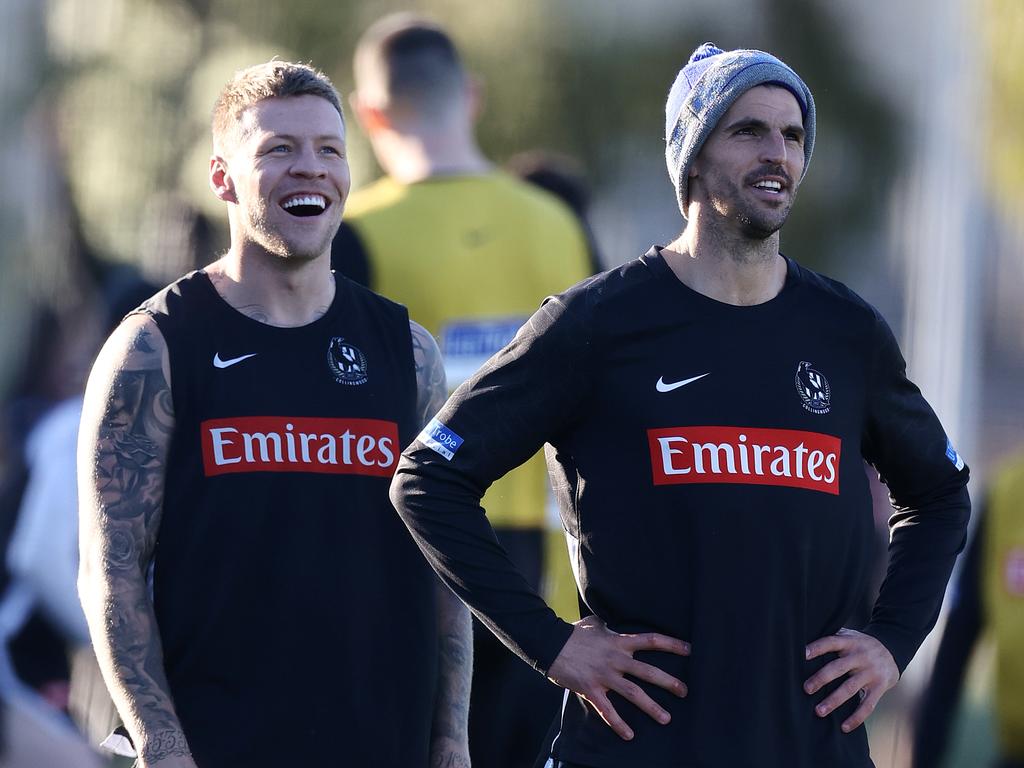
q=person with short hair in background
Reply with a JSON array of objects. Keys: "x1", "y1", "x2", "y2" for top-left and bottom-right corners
[{"x1": 332, "y1": 14, "x2": 594, "y2": 768}]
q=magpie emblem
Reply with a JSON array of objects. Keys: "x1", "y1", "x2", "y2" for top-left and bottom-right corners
[
  {"x1": 328, "y1": 337, "x2": 368, "y2": 385},
  {"x1": 795, "y1": 361, "x2": 831, "y2": 414}
]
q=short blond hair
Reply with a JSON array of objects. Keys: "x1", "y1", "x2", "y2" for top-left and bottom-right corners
[{"x1": 212, "y1": 60, "x2": 343, "y2": 149}]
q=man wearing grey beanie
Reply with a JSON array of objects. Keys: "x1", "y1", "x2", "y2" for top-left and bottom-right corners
[{"x1": 391, "y1": 42, "x2": 971, "y2": 767}]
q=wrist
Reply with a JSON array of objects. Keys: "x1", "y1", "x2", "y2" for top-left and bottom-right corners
[
  {"x1": 137, "y1": 729, "x2": 193, "y2": 767},
  {"x1": 429, "y1": 736, "x2": 470, "y2": 768}
]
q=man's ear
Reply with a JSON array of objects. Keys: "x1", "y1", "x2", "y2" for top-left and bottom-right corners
[
  {"x1": 210, "y1": 154, "x2": 237, "y2": 203},
  {"x1": 349, "y1": 92, "x2": 391, "y2": 135}
]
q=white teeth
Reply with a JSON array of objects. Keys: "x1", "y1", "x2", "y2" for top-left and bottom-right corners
[
  {"x1": 282, "y1": 195, "x2": 326, "y2": 209},
  {"x1": 754, "y1": 180, "x2": 782, "y2": 192}
]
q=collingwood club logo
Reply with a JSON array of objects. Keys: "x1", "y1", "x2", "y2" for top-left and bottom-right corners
[
  {"x1": 795, "y1": 361, "x2": 831, "y2": 414},
  {"x1": 328, "y1": 337, "x2": 368, "y2": 385}
]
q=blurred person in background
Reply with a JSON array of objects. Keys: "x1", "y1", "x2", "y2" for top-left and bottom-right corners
[
  {"x1": 331, "y1": 14, "x2": 594, "y2": 768},
  {"x1": 913, "y1": 451, "x2": 1024, "y2": 768},
  {"x1": 0, "y1": 229, "x2": 112, "y2": 711},
  {"x1": 0, "y1": 268, "x2": 146, "y2": 768},
  {"x1": 77, "y1": 60, "x2": 470, "y2": 768},
  {"x1": 6, "y1": 274, "x2": 157, "y2": 709},
  {"x1": 505, "y1": 150, "x2": 603, "y2": 275},
  {"x1": 390, "y1": 42, "x2": 971, "y2": 768},
  {"x1": 0, "y1": 305, "x2": 91, "y2": 713},
  {"x1": 0, "y1": 694, "x2": 108, "y2": 768}
]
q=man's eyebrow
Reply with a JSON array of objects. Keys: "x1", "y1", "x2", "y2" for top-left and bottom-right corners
[
  {"x1": 722, "y1": 117, "x2": 768, "y2": 133},
  {"x1": 259, "y1": 133, "x2": 345, "y2": 143},
  {"x1": 721, "y1": 117, "x2": 805, "y2": 138}
]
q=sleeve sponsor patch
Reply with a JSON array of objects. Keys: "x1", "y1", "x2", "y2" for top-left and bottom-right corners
[
  {"x1": 945, "y1": 438, "x2": 965, "y2": 471},
  {"x1": 419, "y1": 418, "x2": 464, "y2": 461}
]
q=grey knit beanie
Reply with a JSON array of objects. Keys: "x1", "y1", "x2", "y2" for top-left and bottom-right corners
[{"x1": 665, "y1": 42, "x2": 815, "y2": 219}]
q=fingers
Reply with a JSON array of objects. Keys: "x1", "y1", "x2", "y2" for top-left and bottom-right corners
[
  {"x1": 841, "y1": 686, "x2": 883, "y2": 733},
  {"x1": 623, "y1": 632, "x2": 691, "y2": 657},
  {"x1": 548, "y1": 619, "x2": 691, "y2": 740},
  {"x1": 803, "y1": 655, "x2": 855, "y2": 694},
  {"x1": 804, "y1": 633, "x2": 854, "y2": 660},
  {"x1": 609, "y1": 677, "x2": 672, "y2": 726},
  {"x1": 812, "y1": 673, "x2": 868, "y2": 719},
  {"x1": 624, "y1": 658, "x2": 688, "y2": 698},
  {"x1": 588, "y1": 689, "x2": 635, "y2": 741},
  {"x1": 804, "y1": 629, "x2": 899, "y2": 733}
]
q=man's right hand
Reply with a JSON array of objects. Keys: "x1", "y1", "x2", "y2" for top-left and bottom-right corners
[{"x1": 545, "y1": 615, "x2": 689, "y2": 740}]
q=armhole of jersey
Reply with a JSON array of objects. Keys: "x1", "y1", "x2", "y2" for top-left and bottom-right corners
[{"x1": 331, "y1": 222, "x2": 374, "y2": 288}]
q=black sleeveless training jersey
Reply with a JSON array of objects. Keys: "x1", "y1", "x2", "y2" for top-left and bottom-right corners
[{"x1": 138, "y1": 271, "x2": 434, "y2": 768}]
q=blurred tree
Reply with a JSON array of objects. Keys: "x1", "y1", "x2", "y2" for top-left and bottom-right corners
[{"x1": 42, "y1": 0, "x2": 901, "y2": 283}]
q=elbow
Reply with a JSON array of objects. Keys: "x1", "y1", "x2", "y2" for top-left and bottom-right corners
[{"x1": 389, "y1": 459, "x2": 418, "y2": 525}]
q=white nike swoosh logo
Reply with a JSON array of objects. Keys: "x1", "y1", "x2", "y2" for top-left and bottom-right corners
[
  {"x1": 213, "y1": 352, "x2": 258, "y2": 369},
  {"x1": 656, "y1": 373, "x2": 711, "y2": 393}
]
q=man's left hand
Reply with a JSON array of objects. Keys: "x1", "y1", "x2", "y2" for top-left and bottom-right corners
[{"x1": 803, "y1": 628, "x2": 899, "y2": 733}]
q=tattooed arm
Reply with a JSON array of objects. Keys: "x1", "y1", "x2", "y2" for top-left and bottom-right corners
[
  {"x1": 410, "y1": 320, "x2": 473, "y2": 768},
  {"x1": 77, "y1": 315, "x2": 196, "y2": 768}
]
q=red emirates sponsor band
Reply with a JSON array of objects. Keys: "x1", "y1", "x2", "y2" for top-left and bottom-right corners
[
  {"x1": 201, "y1": 416, "x2": 399, "y2": 477},
  {"x1": 648, "y1": 426, "x2": 841, "y2": 495}
]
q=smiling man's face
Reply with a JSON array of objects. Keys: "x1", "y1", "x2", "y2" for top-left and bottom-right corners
[
  {"x1": 688, "y1": 84, "x2": 806, "y2": 240},
  {"x1": 214, "y1": 94, "x2": 350, "y2": 262}
]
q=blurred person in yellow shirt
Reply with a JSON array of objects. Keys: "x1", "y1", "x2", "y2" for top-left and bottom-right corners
[{"x1": 331, "y1": 14, "x2": 595, "y2": 768}]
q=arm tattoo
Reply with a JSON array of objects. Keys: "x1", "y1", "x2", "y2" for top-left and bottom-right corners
[
  {"x1": 430, "y1": 583, "x2": 473, "y2": 763},
  {"x1": 79, "y1": 317, "x2": 193, "y2": 765},
  {"x1": 410, "y1": 321, "x2": 447, "y2": 428},
  {"x1": 408, "y1": 322, "x2": 470, "y2": 759}
]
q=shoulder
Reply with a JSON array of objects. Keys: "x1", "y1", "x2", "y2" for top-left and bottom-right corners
[
  {"x1": 518, "y1": 261, "x2": 644, "y2": 348},
  {"x1": 89, "y1": 313, "x2": 169, "y2": 389},
  {"x1": 555, "y1": 255, "x2": 658, "y2": 318},
  {"x1": 338, "y1": 272, "x2": 409, "y2": 318},
  {"x1": 788, "y1": 259, "x2": 886, "y2": 331},
  {"x1": 134, "y1": 270, "x2": 209, "y2": 321}
]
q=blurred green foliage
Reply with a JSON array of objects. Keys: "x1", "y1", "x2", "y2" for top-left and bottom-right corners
[{"x1": 46, "y1": 0, "x2": 898, "y2": 276}]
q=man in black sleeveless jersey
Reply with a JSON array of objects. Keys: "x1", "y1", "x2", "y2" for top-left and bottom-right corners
[
  {"x1": 390, "y1": 43, "x2": 971, "y2": 768},
  {"x1": 77, "y1": 61, "x2": 471, "y2": 768}
]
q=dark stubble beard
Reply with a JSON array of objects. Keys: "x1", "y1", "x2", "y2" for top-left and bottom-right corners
[
  {"x1": 708, "y1": 167, "x2": 797, "y2": 241},
  {"x1": 246, "y1": 200, "x2": 340, "y2": 262}
]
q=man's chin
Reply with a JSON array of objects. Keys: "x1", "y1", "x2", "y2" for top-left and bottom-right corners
[
  {"x1": 267, "y1": 234, "x2": 337, "y2": 263},
  {"x1": 738, "y1": 208, "x2": 790, "y2": 240}
]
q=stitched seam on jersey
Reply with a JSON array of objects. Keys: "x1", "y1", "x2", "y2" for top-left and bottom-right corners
[{"x1": 572, "y1": 466, "x2": 584, "y2": 588}]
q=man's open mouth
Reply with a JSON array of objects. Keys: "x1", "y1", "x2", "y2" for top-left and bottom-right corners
[
  {"x1": 281, "y1": 194, "x2": 328, "y2": 217},
  {"x1": 751, "y1": 179, "x2": 784, "y2": 194}
]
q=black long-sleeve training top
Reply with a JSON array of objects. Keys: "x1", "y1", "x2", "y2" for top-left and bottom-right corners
[{"x1": 391, "y1": 248, "x2": 971, "y2": 768}]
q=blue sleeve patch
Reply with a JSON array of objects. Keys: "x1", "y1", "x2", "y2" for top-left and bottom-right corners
[
  {"x1": 945, "y1": 438, "x2": 965, "y2": 471},
  {"x1": 419, "y1": 418, "x2": 464, "y2": 461}
]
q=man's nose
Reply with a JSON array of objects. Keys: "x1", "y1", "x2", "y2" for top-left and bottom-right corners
[
  {"x1": 760, "y1": 131, "x2": 788, "y2": 166},
  {"x1": 290, "y1": 145, "x2": 326, "y2": 177}
]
